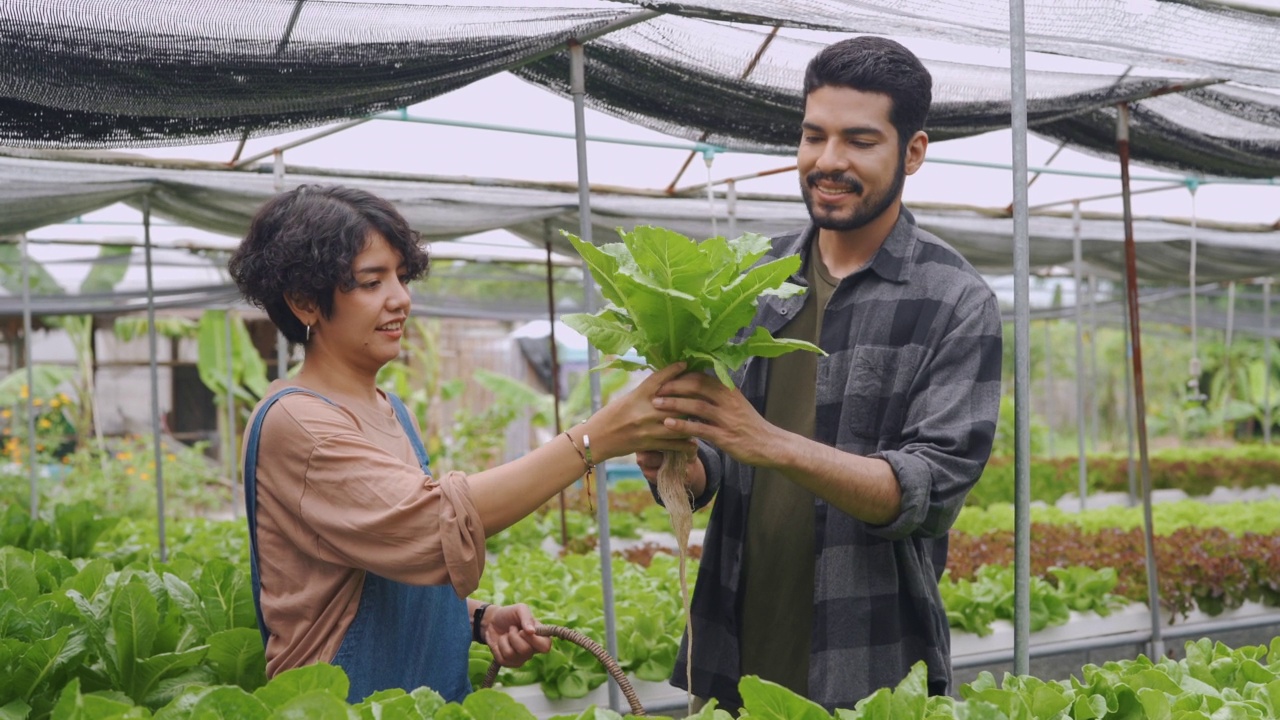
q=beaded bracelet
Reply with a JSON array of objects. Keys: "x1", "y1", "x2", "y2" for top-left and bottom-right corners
[{"x1": 562, "y1": 430, "x2": 596, "y2": 512}]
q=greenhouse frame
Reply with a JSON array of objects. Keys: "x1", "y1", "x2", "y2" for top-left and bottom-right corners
[{"x1": 3, "y1": 0, "x2": 1280, "y2": 717}]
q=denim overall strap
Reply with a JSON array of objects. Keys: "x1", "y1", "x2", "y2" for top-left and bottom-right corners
[
  {"x1": 243, "y1": 386, "x2": 337, "y2": 647},
  {"x1": 386, "y1": 393, "x2": 430, "y2": 471},
  {"x1": 329, "y1": 392, "x2": 473, "y2": 703}
]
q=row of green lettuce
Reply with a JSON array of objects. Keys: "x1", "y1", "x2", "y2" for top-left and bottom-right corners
[
  {"x1": 13, "y1": 492, "x2": 1280, "y2": 570},
  {"x1": 950, "y1": 498, "x2": 1280, "y2": 537},
  {"x1": 492, "y1": 481, "x2": 1280, "y2": 558},
  {"x1": 5, "y1": 498, "x2": 1280, "y2": 712},
  {"x1": 502, "y1": 492, "x2": 1280, "y2": 551},
  {"x1": 0, "y1": 530, "x2": 1133, "y2": 716},
  {"x1": 20, "y1": 639, "x2": 1280, "y2": 719},
  {"x1": 8, "y1": 540, "x2": 1103, "y2": 707},
  {"x1": 970, "y1": 445, "x2": 1280, "y2": 508}
]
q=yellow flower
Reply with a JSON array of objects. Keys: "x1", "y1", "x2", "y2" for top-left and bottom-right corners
[
  {"x1": 57, "y1": 393, "x2": 69, "y2": 403},
  {"x1": 18, "y1": 385, "x2": 28, "y2": 399},
  {"x1": 166, "y1": 453, "x2": 177, "y2": 462},
  {"x1": 49, "y1": 398, "x2": 61, "y2": 408},
  {"x1": 31, "y1": 398, "x2": 42, "y2": 407},
  {"x1": 125, "y1": 467, "x2": 135, "y2": 475},
  {"x1": 116, "y1": 451, "x2": 133, "y2": 461},
  {"x1": 1, "y1": 409, "x2": 9, "y2": 419},
  {"x1": 140, "y1": 473, "x2": 150, "y2": 481},
  {"x1": 37, "y1": 418, "x2": 52, "y2": 430}
]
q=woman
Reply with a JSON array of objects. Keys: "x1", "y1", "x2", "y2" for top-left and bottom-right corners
[{"x1": 228, "y1": 185, "x2": 689, "y2": 703}]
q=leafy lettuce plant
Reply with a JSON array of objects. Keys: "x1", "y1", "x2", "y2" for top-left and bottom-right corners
[
  {"x1": 562, "y1": 226, "x2": 823, "y2": 700},
  {"x1": 562, "y1": 227, "x2": 822, "y2": 384}
]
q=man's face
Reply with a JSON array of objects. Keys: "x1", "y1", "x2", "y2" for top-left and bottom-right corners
[{"x1": 798, "y1": 86, "x2": 907, "y2": 232}]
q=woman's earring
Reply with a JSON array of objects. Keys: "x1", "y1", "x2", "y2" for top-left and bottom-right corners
[{"x1": 305, "y1": 324, "x2": 311, "y2": 343}]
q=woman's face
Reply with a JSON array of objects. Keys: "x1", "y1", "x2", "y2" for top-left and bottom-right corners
[{"x1": 315, "y1": 230, "x2": 411, "y2": 375}]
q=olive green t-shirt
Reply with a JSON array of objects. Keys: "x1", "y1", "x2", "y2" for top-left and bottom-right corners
[{"x1": 739, "y1": 238, "x2": 839, "y2": 695}]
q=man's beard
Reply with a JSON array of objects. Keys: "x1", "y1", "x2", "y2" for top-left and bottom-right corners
[{"x1": 801, "y1": 154, "x2": 906, "y2": 232}]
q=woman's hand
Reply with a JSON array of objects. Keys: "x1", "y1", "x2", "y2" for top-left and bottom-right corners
[
  {"x1": 652, "y1": 370, "x2": 783, "y2": 470},
  {"x1": 580, "y1": 362, "x2": 697, "y2": 461},
  {"x1": 480, "y1": 603, "x2": 552, "y2": 668}
]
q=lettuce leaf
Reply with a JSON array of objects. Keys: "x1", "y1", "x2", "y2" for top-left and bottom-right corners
[{"x1": 563, "y1": 227, "x2": 823, "y2": 381}]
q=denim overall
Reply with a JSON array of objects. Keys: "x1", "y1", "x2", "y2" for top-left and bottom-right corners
[{"x1": 244, "y1": 388, "x2": 472, "y2": 703}]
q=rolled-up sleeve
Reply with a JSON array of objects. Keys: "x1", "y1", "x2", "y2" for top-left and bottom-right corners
[
  {"x1": 868, "y1": 290, "x2": 1002, "y2": 540},
  {"x1": 298, "y1": 433, "x2": 485, "y2": 598}
]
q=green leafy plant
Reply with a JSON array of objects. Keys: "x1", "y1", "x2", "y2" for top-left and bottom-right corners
[
  {"x1": 196, "y1": 309, "x2": 269, "y2": 493},
  {"x1": 947, "y1": 519, "x2": 1280, "y2": 620},
  {"x1": 0, "y1": 501, "x2": 119, "y2": 559},
  {"x1": 0, "y1": 378, "x2": 77, "y2": 468},
  {"x1": 30, "y1": 641, "x2": 1280, "y2": 720},
  {"x1": 968, "y1": 445, "x2": 1280, "y2": 509},
  {"x1": 470, "y1": 546, "x2": 691, "y2": 698},
  {"x1": 562, "y1": 228, "x2": 821, "y2": 384},
  {"x1": 3, "y1": 435, "x2": 226, "y2": 521},
  {"x1": 563, "y1": 226, "x2": 823, "y2": 697},
  {"x1": 0, "y1": 244, "x2": 131, "y2": 456}
]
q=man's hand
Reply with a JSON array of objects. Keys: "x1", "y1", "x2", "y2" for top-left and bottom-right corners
[
  {"x1": 479, "y1": 603, "x2": 551, "y2": 668},
  {"x1": 637, "y1": 448, "x2": 707, "y2": 500},
  {"x1": 655, "y1": 370, "x2": 903, "y2": 526},
  {"x1": 653, "y1": 371, "x2": 784, "y2": 470}
]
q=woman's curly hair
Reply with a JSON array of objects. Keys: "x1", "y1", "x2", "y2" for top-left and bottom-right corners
[{"x1": 228, "y1": 185, "x2": 429, "y2": 343}]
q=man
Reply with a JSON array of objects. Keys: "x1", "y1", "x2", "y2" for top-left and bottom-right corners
[{"x1": 638, "y1": 36, "x2": 1002, "y2": 711}]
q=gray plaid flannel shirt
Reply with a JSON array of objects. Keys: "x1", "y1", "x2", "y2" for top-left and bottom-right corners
[{"x1": 668, "y1": 209, "x2": 1003, "y2": 710}]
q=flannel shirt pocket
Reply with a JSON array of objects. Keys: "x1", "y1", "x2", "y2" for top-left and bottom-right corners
[{"x1": 848, "y1": 345, "x2": 908, "y2": 440}]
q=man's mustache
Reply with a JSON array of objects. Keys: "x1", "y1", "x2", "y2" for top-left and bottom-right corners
[{"x1": 805, "y1": 171, "x2": 864, "y2": 196}]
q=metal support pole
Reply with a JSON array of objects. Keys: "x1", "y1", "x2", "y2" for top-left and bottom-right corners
[
  {"x1": 20, "y1": 234, "x2": 37, "y2": 518},
  {"x1": 225, "y1": 310, "x2": 238, "y2": 517},
  {"x1": 1266, "y1": 279, "x2": 1273, "y2": 445},
  {"x1": 1187, "y1": 187, "x2": 1203, "y2": 405},
  {"x1": 143, "y1": 198, "x2": 168, "y2": 562},
  {"x1": 1117, "y1": 103, "x2": 1164, "y2": 659},
  {"x1": 273, "y1": 150, "x2": 286, "y2": 192},
  {"x1": 1122, "y1": 292, "x2": 1137, "y2": 505},
  {"x1": 277, "y1": 335, "x2": 289, "y2": 380},
  {"x1": 726, "y1": 179, "x2": 738, "y2": 239},
  {"x1": 1088, "y1": 274, "x2": 1100, "y2": 452},
  {"x1": 545, "y1": 219, "x2": 569, "y2": 547},
  {"x1": 570, "y1": 40, "x2": 621, "y2": 714},
  {"x1": 1226, "y1": 282, "x2": 1236, "y2": 353},
  {"x1": 1072, "y1": 202, "x2": 1088, "y2": 511},
  {"x1": 704, "y1": 154, "x2": 718, "y2": 237},
  {"x1": 274, "y1": 150, "x2": 291, "y2": 382},
  {"x1": 1221, "y1": 281, "x2": 1237, "y2": 427},
  {"x1": 1009, "y1": 0, "x2": 1033, "y2": 677},
  {"x1": 1045, "y1": 319, "x2": 1054, "y2": 457}
]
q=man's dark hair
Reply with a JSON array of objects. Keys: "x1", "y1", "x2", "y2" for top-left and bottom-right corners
[
  {"x1": 228, "y1": 185, "x2": 429, "y2": 344},
  {"x1": 803, "y1": 36, "x2": 933, "y2": 150}
]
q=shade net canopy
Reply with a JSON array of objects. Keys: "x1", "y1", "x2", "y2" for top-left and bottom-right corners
[
  {"x1": 615, "y1": 0, "x2": 1280, "y2": 88},
  {"x1": 0, "y1": 0, "x2": 633, "y2": 147},
  {"x1": 2, "y1": 1, "x2": 1278, "y2": 178},
  {"x1": 1, "y1": 149, "x2": 1277, "y2": 321},
  {"x1": 516, "y1": 14, "x2": 1280, "y2": 178}
]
